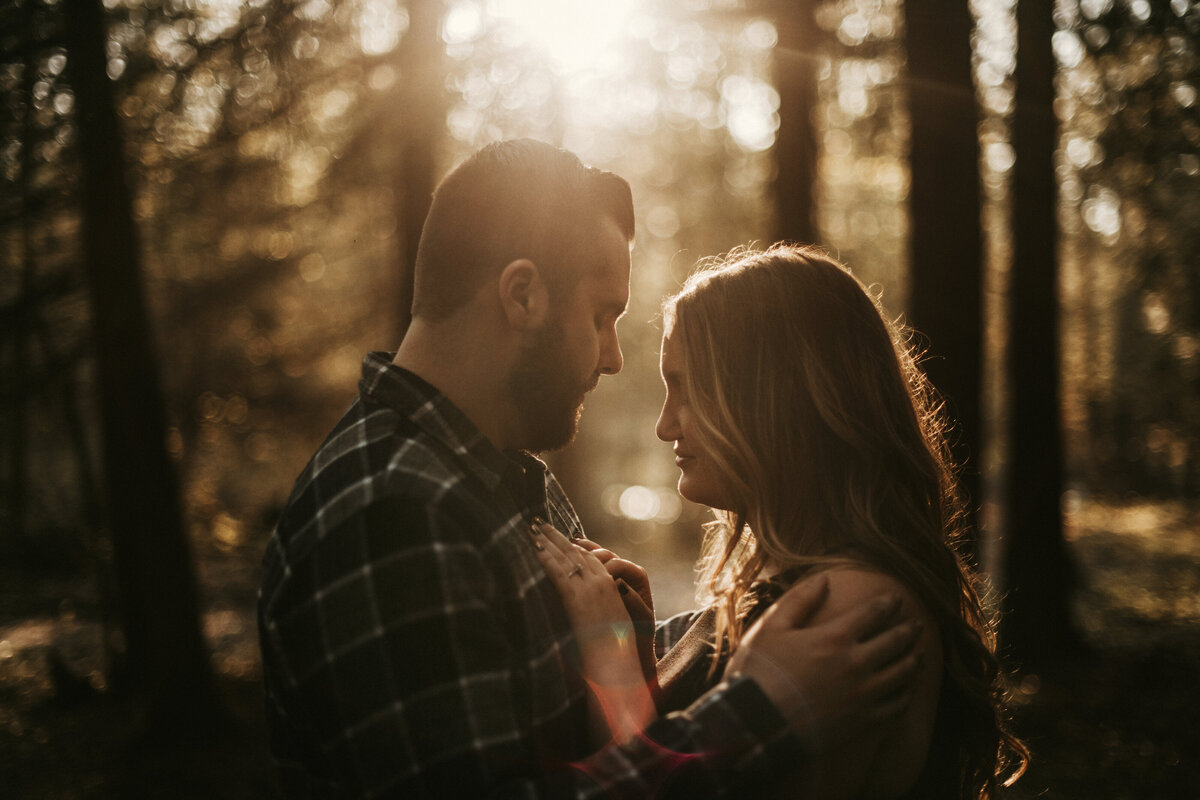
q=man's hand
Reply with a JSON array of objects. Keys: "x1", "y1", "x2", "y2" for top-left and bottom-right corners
[{"x1": 723, "y1": 574, "x2": 923, "y2": 752}]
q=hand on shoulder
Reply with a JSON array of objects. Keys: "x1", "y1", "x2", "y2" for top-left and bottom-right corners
[
  {"x1": 815, "y1": 567, "x2": 936, "y2": 641},
  {"x1": 801, "y1": 567, "x2": 944, "y2": 800},
  {"x1": 724, "y1": 571, "x2": 926, "y2": 747}
]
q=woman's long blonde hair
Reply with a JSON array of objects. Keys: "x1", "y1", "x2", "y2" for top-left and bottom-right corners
[{"x1": 662, "y1": 243, "x2": 1026, "y2": 798}]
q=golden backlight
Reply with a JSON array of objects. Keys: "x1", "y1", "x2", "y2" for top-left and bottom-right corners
[{"x1": 487, "y1": 0, "x2": 637, "y2": 71}]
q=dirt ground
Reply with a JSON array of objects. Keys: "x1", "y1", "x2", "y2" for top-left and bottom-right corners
[
  {"x1": 1, "y1": 499, "x2": 1197, "y2": 798},
  {"x1": 1004, "y1": 499, "x2": 1200, "y2": 800}
]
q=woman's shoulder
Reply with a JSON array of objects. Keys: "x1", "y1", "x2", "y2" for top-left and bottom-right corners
[
  {"x1": 741, "y1": 562, "x2": 915, "y2": 626},
  {"x1": 767, "y1": 559, "x2": 917, "y2": 603},
  {"x1": 805, "y1": 564, "x2": 934, "y2": 627}
]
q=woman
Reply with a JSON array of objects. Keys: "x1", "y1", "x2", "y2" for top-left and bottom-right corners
[{"x1": 533, "y1": 244, "x2": 1027, "y2": 798}]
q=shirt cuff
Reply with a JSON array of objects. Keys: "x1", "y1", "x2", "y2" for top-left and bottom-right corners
[{"x1": 690, "y1": 674, "x2": 804, "y2": 762}]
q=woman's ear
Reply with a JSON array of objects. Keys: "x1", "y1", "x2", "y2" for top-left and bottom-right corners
[{"x1": 498, "y1": 258, "x2": 549, "y2": 330}]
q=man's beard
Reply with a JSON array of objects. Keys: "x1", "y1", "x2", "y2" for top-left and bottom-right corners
[{"x1": 506, "y1": 319, "x2": 596, "y2": 453}]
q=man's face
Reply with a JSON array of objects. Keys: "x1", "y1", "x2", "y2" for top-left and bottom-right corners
[{"x1": 508, "y1": 217, "x2": 630, "y2": 452}]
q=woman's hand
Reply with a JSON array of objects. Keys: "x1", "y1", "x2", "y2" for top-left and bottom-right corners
[
  {"x1": 571, "y1": 537, "x2": 659, "y2": 702},
  {"x1": 572, "y1": 537, "x2": 654, "y2": 620},
  {"x1": 530, "y1": 520, "x2": 655, "y2": 746}
]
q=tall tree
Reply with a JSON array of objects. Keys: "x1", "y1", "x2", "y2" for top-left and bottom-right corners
[
  {"x1": 63, "y1": 0, "x2": 218, "y2": 727},
  {"x1": 5, "y1": 27, "x2": 38, "y2": 543},
  {"x1": 903, "y1": 1, "x2": 984, "y2": 557},
  {"x1": 1003, "y1": 0, "x2": 1080, "y2": 658},
  {"x1": 393, "y1": 0, "x2": 447, "y2": 341},
  {"x1": 764, "y1": 0, "x2": 822, "y2": 245}
]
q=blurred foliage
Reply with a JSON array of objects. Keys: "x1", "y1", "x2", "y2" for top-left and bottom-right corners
[
  {"x1": 1055, "y1": 0, "x2": 1200, "y2": 498},
  {"x1": 811, "y1": 0, "x2": 909, "y2": 295}
]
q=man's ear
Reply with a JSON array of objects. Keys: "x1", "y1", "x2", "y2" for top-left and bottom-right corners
[{"x1": 498, "y1": 258, "x2": 550, "y2": 330}]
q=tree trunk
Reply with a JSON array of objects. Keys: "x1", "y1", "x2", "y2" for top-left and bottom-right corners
[
  {"x1": 768, "y1": 0, "x2": 822, "y2": 246},
  {"x1": 5, "y1": 31, "x2": 38, "y2": 543},
  {"x1": 1003, "y1": 0, "x2": 1080, "y2": 658},
  {"x1": 64, "y1": 0, "x2": 218, "y2": 728},
  {"x1": 394, "y1": 0, "x2": 446, "y2": 341},
  {"x1": 903, "y1": 1, "x2": 984, "y2": 560}
]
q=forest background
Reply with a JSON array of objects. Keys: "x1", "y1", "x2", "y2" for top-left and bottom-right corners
[{"x1": 1, "y1": 0, "x2": 1197, "y2": 797}]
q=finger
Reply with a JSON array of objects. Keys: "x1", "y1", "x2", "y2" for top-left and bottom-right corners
[
  {"x1": 533, "y1": 541, "x2": 609, "y2": 603},
  {"x1": 865, "y1": 680, "x2": 916, "y2": 722},
  {"x1": 835, "y1": 591, "x2": 905, "y2": 642},
  {"x1": 760, "y1": 574, "x2": 830, "y2": 629},
  {"x1": 603, "y1": 558, "x2": 644, "y2": 584},
  {"x1": 532, "y1": 540, "x2": 581, "y2": 597},
  {"x1": 536, "y1": 523, "x2": 611, "y2": 583},
  {"x1": 576, "y1": 543, "x2": 617, "y2": 564},
  {"x1": 860, "y1": 650, "x2": 923, "y2": 714},
  {"x1": 531, "y1": 525, "x2": 573, "y2": 573},
  {"x1": 616, "y1": 580, "x2": 660, "y2": 691},
  {"x1": 856, "y1": 618, "x2": 922, "y2": 671},
  {"x1": 616, "y1": 579, "x2": 653, "y2": 624},
  {"x1": 534, "y1": 520, "x2": 581, "y2": 560},
  {"x1": 605, "y1": 559, "x2": 652, "y2": 609},
  {"x1": 573, "y1": 537, "x2": 603, "y2": 552},
  {"x1": 530, "y1": 521, "x2": 594, "y2": 581}
]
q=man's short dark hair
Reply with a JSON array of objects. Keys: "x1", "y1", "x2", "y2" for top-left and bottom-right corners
[{"x1": 411, "y1": 139, "x2": 635, "y2": 320}]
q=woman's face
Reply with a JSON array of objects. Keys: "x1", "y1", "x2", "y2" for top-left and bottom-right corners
[{"x1": 655, "y1": 331, "x2": 734, "y2": 511}]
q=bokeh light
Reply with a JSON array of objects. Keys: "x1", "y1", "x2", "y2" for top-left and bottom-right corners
[{"x1": 488, "y1": 0, "x2": 637, "y2": 72}]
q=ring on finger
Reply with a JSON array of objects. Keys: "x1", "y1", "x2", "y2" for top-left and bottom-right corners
[{"x1": 567, "y1": 563, "x2": 584, "y2": 578}]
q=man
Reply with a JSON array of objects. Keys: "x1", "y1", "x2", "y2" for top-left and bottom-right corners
[{"x1": 258, "y1": 139, "x2": 921, "y2": 797}]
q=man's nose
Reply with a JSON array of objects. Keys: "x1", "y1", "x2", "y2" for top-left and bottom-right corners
[{"x1": 599, "y1": 330, "x2": 623, "y2": 376}]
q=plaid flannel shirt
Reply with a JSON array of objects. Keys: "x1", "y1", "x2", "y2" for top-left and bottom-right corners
[{"x1": 258, "y1": 352, "x2": 802, "y2": 798}]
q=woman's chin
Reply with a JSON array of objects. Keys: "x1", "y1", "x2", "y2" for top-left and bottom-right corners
[{"x1": 677, "y1": 476, "x2": 727, "y2": 511}]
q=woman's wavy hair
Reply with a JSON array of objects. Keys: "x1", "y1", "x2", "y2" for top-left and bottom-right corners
[{"x1": 662, "y1": 243, "x2": 1027, "y2": 798}]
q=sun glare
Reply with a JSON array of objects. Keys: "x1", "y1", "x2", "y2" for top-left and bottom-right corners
[{"x1": 488, "y1": 0, "x2": 637, "y2": 71}]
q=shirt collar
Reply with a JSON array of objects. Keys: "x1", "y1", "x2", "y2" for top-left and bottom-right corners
[{"x1": 357, "y1": 351, "x2": 549, "y2": 507}]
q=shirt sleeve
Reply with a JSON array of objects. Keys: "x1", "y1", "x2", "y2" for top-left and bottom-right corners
[
  {"x1": 567, "y1": 675, "x2": 804, "y2": 799},
  {"x1": 261, "y1": 493, "x2": 805, "y2": 798},
  {"x1": 654, "y1": 609, "x2": 705, "y2": 659}
]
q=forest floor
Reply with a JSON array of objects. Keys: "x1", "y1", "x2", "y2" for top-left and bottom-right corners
[{"x1": 0, "y1": 498, "x2": 1197, "y2": 799}]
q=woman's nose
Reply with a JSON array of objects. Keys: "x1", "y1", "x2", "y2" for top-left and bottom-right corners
[{"x1": 655, "y1": 401, "x2": 677, "y2": 442}]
